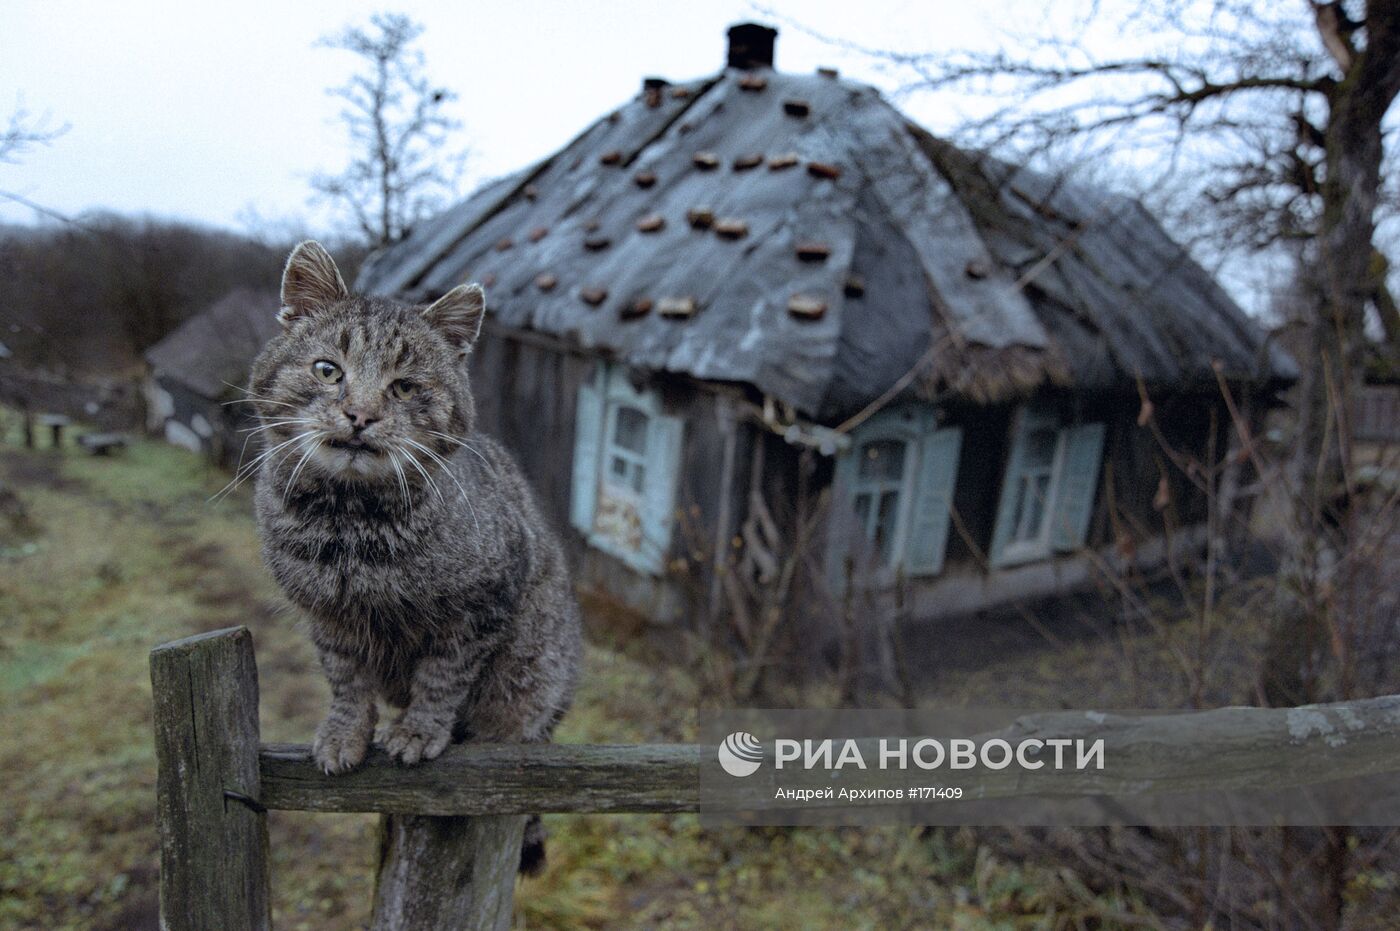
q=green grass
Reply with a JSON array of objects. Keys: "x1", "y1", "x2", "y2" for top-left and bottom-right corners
[{"x1": 0, "y1": 422, "x2": 1282, "y2": 930}]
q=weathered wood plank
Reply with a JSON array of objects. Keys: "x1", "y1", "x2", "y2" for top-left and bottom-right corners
[
  {"x1": 980, "y1": 698, "x2": 1400, "y2": 796},
  {"x1": 715, "y1": 698, "x2": 1400, "y2": 813},
  {"x1": 260, "y1": 743, "x2": 703, "y2": 815},
  {"x1": 260, "y1": 697, "x2": 1400, "y2": 816},
  {"x1": 151, "y1": 626, "x2": 271, "y2": 931},
  {"x1": 370, "y1": 814, "x2": 525, "y2": 931}
]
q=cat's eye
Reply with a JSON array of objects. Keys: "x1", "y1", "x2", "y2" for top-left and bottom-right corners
[
  {"x1": 311, "y1": 360, "x2": 343, "y2": 384},
  {"x1": 390, "y1": 379, "x2": 418, "y2": 401}
]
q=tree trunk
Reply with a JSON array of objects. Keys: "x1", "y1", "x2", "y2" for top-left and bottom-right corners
[
  {"x1": 1274, "y1": 1, "x2": 1400, "y2": 704},
  {"x1": 370, "y1": 813, "x2": 525, "y2": 931},
  {"x1": 1294, "y1": 2, "x2": 1400, "y2": 534},
  {"x1": 1270, "y1": 16, "x2": 1400, "y2": 925}
]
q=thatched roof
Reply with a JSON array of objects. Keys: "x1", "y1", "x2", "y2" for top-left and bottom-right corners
[
  {"x1": 145, "y1": 288, "x2": 279, "y2": 400},
  {"x1": 358, "y1": 52, "x2": 1294, "y2": 419}
]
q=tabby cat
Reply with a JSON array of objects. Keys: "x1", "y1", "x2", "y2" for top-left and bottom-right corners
[{"x1": 249, "y1": 241, "x2": 581, "y2": 874}]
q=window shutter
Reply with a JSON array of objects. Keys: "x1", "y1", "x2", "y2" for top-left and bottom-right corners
[
  {"x1": 1050, "y1": 422, "x2": 1105, "y2": 552},
  {"x1": 904, "y1": 427, "x2": 962, "y2": 576},
  {"x1": 989, "y1": 404, "x2": 1055, "y2": 568},
  {"x1": 569, "y1": 372, "x2": 604, "y2": 535},
  {"x1": 639, "y1": 411, "x2": 684, "y2": 574}
]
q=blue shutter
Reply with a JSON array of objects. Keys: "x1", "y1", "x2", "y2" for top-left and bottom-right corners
[
  {"x1": 989, "y1": 404, "x2": 1057, "y2": 568},
  {"x1": 570, "y1": 369, "x2": 604, "y2": 534},
  {"x1": 904, "y1": 427, "x2": 962, "y2": 576},
  {"x1": 638, "y1": 411, "x2": 684, "y2": 574},
  {"x1": 1050, "y1": 422, "x2": 1105, "y2": 552}
]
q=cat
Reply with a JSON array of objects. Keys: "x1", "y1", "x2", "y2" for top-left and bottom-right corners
[{"x1": 248, "y1": 240, "x2": 582, "y2": 875}]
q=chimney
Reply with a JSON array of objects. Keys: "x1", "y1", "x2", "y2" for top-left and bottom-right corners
[
  {"x1": 726, "y1": 22, "x2": 777, "y2": 70},
  {"x1": 641, "y1": 76, "x2": 669, "y2": 107}
]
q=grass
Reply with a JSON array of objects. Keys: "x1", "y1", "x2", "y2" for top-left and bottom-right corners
[{"x1": 6, "y1": 416, "x2": 1376, "y2": 929}]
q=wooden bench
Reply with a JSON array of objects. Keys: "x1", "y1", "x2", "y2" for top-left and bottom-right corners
[{"x1": 77, "y1": 432, "x2": 128, "y2": 456}]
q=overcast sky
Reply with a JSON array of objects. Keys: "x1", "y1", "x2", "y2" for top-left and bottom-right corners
[{"x1": 2, "y1": 0, "x2": 1005, "y2": 233}]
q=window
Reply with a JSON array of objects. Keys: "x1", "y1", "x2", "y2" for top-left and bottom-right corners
[
  {"x1": 852, "y1": 438, "x2": 909, "y2": 566},
  {"x1": 605, "y1": 405, "x2": 649, "y2": 495},
  {"x1": 570, "y1": 363, "x2": 684, "y2": 576},
  {"x1": 989, "y1": 405, "x2": 1106, "y2": 568},
  {"x1": 1004, "y1": 423, "x2": 1063, "y2": 556},
  {"x1": 827, "y1": 405, "x2": 962, "y2": 590}
]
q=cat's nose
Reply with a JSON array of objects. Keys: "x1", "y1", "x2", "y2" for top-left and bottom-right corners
[{"x1": 343, "y1": 407, "x2": 380, "y2": 431}]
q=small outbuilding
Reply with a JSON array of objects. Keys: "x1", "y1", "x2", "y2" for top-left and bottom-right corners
[
  {"x1": 357, "y1": 24, "x2": 1295, "y2": 667},
  {"x1": 144, "y1": 288, "x2": 280, "y2": 465}
]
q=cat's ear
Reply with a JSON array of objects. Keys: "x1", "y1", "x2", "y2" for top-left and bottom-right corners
[
  {"x1": 279, "y1": 240, "x2": 348, "y2": 325},
  {"x1": 421, "y1": 284, "x2": 486, "y2": 355}
]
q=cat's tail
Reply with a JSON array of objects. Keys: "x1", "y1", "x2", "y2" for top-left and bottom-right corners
[{"x1": 519, "y1": 814, "x2": 547, "y2": 875}]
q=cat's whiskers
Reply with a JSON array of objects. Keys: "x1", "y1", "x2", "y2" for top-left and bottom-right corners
[
  {"x1": 230, "y1": 429, "x2": 258, "y2": 482},
  {"x1": 388, "y1": 448, "x2": 412, "y2": 519},
  {"x1": 282, "y1": 432, "x2": 326, "y2": 505},
  {"x1": 239, "y1": 418, "x2": 316, "y2": 435},
  {"x1": 424, "y1": 430, "x2": 497, "y2": 476},
  {"x1": 223, "y1": 396, "x2": 299, "y2": 410},
  {"x1": 402, "y1": 438, "x2": 474, "y2": 502},
  {"x1": 401, "y1": 441, "x2": 480, "y2": 534},
  {"x1": 228, "y1": 420, "x2": 318, "y2": 487},
  {"x1": 397, "y1": 444, "x2": 442, "y2": 502},
  {"x1": 209, "y1": 429, "x2": 319, "y2": 503},
  {"x1": 225, "y1": 419, "x2": 318, "y2": 492},
  {"x1": 404, "y1": 438, "x2": 481, "y2": 534},
  {"x1": 221, "y1": 382, "x2": 301, "y2": 410}
]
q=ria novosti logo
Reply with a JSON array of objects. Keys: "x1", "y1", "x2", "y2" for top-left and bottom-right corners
[
  {"x1": 716, "y1": 731, "x2": 1107, "y2": 778},
  {"x1": 717, "y1": 732, "x2": 764, "y2": 777}
]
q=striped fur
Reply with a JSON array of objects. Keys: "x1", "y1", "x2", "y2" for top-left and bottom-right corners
[{"x1": 250, "y1": 245, "x2": 581, "y2": 871}]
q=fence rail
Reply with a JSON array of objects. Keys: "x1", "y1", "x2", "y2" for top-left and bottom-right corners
[
  {"x1": 260, "y1": 742, "x2": 703, "y2": 815},
  {"x1": 151, "y1": 625, "x2": 1400, "y2": 931}
]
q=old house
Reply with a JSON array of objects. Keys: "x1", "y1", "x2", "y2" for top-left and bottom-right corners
[
  {"x1": 144, "y1": 288, "x2": 279, "y2": 465},
  {"x1": 357, "y1": 24, "x2": 1295, "y2": 657}
]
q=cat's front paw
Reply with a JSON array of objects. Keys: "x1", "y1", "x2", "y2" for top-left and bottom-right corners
[
  {"x1": 380, "y1": 716, "x2": 452, "y2": 765},
  {"x1": 313, "y1": 718, "x2": 372, "y2": 774}
]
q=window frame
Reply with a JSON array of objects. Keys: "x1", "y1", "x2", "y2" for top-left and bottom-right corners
[
  {"x1": 849, "y1": 434, "x2": 914, "y2": 568},
  {"x1": 601, "y1": 402, "x2": 651, "y2": 500},
  {"x1": 989, "y1": 403, "x2": 1105, "y2": 569},
  {"x1": 826, "y1": 404, "x2": 964, "y2": 593},
  {"x1": 834, "y1": 406, "x2": 938, "y2": 577},
  {"x1": 570, "y1": 362, "x2": 683, "y2": 577},
  {"x1": 998, "y1": 421, "x2": 1068, "y2": 565}
]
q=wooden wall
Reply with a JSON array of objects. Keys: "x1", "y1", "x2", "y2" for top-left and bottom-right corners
[
  {"x1": 470, "y1": 325, "x2": 1247, "y2": 646},
  {"x1": 935, "y1": 390, "x2": 1226, "y2": 573},
  {"x1": 467, "y1": 325, "x2": 749, "y2": 628}
]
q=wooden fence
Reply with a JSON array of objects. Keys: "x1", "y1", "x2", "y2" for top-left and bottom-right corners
[{"x1": 151, "y1": 626, "x2": 1400, "y2": 930}]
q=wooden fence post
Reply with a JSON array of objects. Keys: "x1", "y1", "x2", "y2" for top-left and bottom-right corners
[
  {"x1": 151, "y1": 626, "x2": 271, "y2": 931},
  {"x1": 370, "y1": 813, "x2": 525, "y2": 931}
]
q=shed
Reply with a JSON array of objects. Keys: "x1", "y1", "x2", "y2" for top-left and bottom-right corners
[
  {"x1": 358, "y1": 24, "x2": 1294, "y2": 671},
  {"x1": 144, "y1": 288, "x2": 280, "y2": 465}
]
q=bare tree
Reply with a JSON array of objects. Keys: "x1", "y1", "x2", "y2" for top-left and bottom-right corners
[
  {"x1": 795, "y1": 0, "x2": 1398, "y2": 679},
  {"x1": 797, "y1": 1, "x2": 1398, "y2": 525},
  {"x1": 0, "y1": 101, "x2": 66, "y2": 165},
  {"x1": 0, "y1": 216, "x2": 292, "y2": 371},
  {"x1": 0, "y1": 99, "x2": 71, "y2": 222},
  {"x1": 784, "y1": 6, "x2": 1400, "y2": 927},
  {"x1": 312, "y1": 12, "x2": 468, "y2": 247}
]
